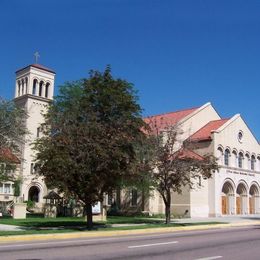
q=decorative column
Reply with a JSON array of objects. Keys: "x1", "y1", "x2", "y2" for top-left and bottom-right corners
[
  {"x1": 255, "y1": 195, "x2": 260, "y2": 214},
  {"x1": 42, "y1": 82, "x2": 46, "y2": 98},
  {"x1": 16, "y1": 81, "x2": 20, "y2": 97},
  {"x1": 243, "y1": 194, "x2": 248, "y2": 215}
]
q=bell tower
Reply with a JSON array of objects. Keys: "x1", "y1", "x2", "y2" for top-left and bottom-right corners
[
  {"x1": 14, "y1": 63, "x2": 56, "y2": 205},
  {"x1": 14, "y1": 63, "x2": 55, "y2": 100}
]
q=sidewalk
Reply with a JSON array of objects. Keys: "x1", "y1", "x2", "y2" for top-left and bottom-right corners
[
  {"x1": 0, "y1": 224, "x2": 22, "y2": 231},
  {"x1": 172, "y1": 215, "x2": 260, "y2": 224}
]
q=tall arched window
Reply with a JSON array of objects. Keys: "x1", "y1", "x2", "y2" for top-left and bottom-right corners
[
  {"x1": 39, "y1": 81, "x2": 44, "y2": 96},
  {"x1": 17, "y1": 81, "x2": 21, "y2": 96},
  {"x1": 45, "y1": 83, "x2": 50, "y2": 98},
  {"x1": 251, "y1": 155, "x2": 256, "y2": 171},
  {"x1": 25, "y1": 77, "x2": 28, "y2": 94},
  {"x1": 21, "y1": 79, "x2": 24, "y2": 95},
  {"x1": 224, "y1": 149, "x2": 230, "y2": 166},
  {"x1": 245, "y1": 154, "x2": 250, "y2": 169},
  {"x1": 32, "y1": 79, "x2": 37, "y2": 95},
  {"x1": 238, "y1": 152, "x2": 244, "y2": 168},
  {"x1": 217, "y1": 147, "x2": 223, "y2": 164}
]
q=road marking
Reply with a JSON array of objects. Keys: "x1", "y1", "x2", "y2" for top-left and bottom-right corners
[
  {"x1": 128, "y1": 241, "x2": 178, "y2": 249},
  {"x1": 0, "y1": 236, "x2": 177, "y2": 249},
  {"x1": 194, "y1": 256, "x2": 222, "y2": 260}
]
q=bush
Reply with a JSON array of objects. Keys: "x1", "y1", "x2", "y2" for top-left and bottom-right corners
[
  {"x1": 26, "y1": 213, "x2": 44, "y2": 218},
  {"x1": 25, "y1": 200, "x2": 36, "y2": 209}
]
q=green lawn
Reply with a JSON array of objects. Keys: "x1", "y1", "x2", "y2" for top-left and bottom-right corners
[{"x1": 0, "y1": 216, "x2": 227, "y2": 236}]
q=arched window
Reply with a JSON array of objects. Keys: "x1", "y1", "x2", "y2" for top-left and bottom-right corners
[
  {"x1": 251, "y1": 155, "x2": 256, "y2": 171},
  {"x1": 238, "y1": 152, "x2": 244, "y2": 168},
  {"x1": 224, "y1": 149, "x2": 230, "y2": 166},
  {"x1": 245, "y1": 154, "x2": 250, "y2": 169},
  {"x1": 217, "y1": 147, "x2": 223, "y2": 164},
  {"x1": 32, "y1": 79, "x2": 37, "y2": 95},
  {"x1": 39, "y1": 81, "x2": 44, "y2": 96},
  {"x1": 25, "y1": 77, "x2": 28, "y2": 94},
  {"x1": 45, "y1": 83, "x2": 50, "y2": 98},
  {"x1": 21, "y1": 79, "x2": 24, "y2": 95},
  {"x1": 17, "y1": 81, "x2": 21, "y2": 96},
  {"x1": 232, "y1": 150, "x2": 237, "y2": 167}
]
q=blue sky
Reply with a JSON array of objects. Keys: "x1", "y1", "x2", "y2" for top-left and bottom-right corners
[{"x1": 0, "y1": 0, "x2": 260, "y2": 139}]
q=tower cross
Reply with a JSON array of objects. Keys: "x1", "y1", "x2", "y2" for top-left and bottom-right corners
[{"x1": 34, "y1": 51, "x2": 40, "y2": 64}]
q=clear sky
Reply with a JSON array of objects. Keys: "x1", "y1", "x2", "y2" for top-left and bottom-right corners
[{"x1": 0, "y1": 0, "x2": 260, "y2": 139}]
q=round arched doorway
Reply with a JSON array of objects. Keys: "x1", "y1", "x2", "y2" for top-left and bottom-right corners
[
  {"x1": 249, "y1": 184, "x2": 259, "y2": 214},
  {"x1": 28, "y1": 186, "x2": 40, "y2": 203},
  {"x1": 221, "y1": 181, "x2": 235, "y2": 215},
  {"x1": 236, "y1": 183, "x2": 248, "y2": 215}
]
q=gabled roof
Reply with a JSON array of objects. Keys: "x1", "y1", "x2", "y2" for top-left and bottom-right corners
[
  {"x1": 16, "y1": 64, "x2": 56, "y2": 74},
  {"x1": 0, "y1": 148, "x2": 20, "y2": 164},
  {"x1": 144, "y1": 107, "x2": 198, "y2": 131},
  {"x1": 189, "y1": 118, "x2": 229, "y2": 142},
  {"x1": 173, "y1": 148, "x2": 204, "y2": 161},
  {"x1": 43, "y1": 191, "x2": 61, "y2": 200}
]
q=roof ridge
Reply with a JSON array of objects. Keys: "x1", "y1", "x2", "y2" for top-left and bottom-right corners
[
  {"x1": 209, "y1": 118, "x2": 230, "y2": 123},
  {"x1": 145, "y1": 106, "x2": 199, "y2": 118},
  {"x1": 189, "y1": 118, "x2": 230, "y2": 142},
  {"x1": 16, "y1": 63, "x2": 56, "y2": 74}
]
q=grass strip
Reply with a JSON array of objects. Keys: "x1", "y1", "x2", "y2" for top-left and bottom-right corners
[{"x1": 0, "y1": 220, "x2": 228, "y2": 236}]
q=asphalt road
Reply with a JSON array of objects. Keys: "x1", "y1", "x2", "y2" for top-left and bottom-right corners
[{"x1": 1, "y1": 225, "x2": 260, "y2": 260}]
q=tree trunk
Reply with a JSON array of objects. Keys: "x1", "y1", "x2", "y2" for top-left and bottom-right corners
[
  {"x1": 85, "y1": 202, "x2": 93, "y2": 230},
  {"x1": 165, "y1": 190, "x2": 171, "y2": 224}
]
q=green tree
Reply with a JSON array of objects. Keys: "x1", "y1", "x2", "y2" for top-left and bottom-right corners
[
  {"x1": 0, "y1": 98, "x2": 27, "y2": 181},
  {"x1": 146, "y1": 119, "x2": 219, "y2": 224},
  {"x1": 34, "y1": 67, "x2": 146, "y2": 228}
]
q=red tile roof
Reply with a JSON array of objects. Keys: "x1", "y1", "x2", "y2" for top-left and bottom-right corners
[
  {"x1": 16, "y1": 64, "x2": 56, "y2": 74},
  {"x1": 0, "y1": 148, "x2": 20, "y2": 164},
  {"x1": 173, "y1": 148, "x2": 204, "y2": 161},
  {"x1": 144, "y1": 107, "x2": 198, "y2": 131},
  {"x1": 189, "y1": 119, "x2": 229, "y2": 142}
]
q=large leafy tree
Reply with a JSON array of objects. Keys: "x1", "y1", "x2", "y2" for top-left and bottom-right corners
[
  {"x1": 146, "y1": 119, "x2": 219, "y2": 224},
  {"x1": 34, "y1": 67, "x2": 146, "y2": 228},
  {"x1": 0, "y1": 98, "x2": 27, "y2": 180}
]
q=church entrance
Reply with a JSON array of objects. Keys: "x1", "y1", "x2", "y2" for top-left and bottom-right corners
[
  {"x1": 236, "y1": 183, "x2": 247, "y2": 215},
  {"x1": 221, "y1": 181, "x2": 234, "y2": 215},
  {"x1": 28, "y1": 186, "x2": 40, "y2": 202},
  {"x1": 249, "y1": 184, "x2": 259, "y2": 214}
]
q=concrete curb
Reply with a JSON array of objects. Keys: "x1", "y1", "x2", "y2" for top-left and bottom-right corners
[{"x1": 0, "y1": 221, "x2": 260, "y2": 243}]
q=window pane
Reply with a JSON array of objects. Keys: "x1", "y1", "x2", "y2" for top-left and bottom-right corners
[
  {"x1": 131, "y1": 189, "x2": 137, "y2": 206},
  {"x1": 4, "y1": 184, "x2": 11, "y2": 194},
  {"x1": 238, "y1": 154, "x2": 243, "y2": 168},
  {"x1": 251, "y1": 157, "x2": 255, "y2": 170},
  {"x1": 224, "y1": 150, "x2": 229, "y2": 166}
]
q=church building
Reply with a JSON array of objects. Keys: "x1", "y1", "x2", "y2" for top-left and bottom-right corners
[
  {"x1": 1, "y1": 62, "x2": 260, "y2": 218},
  {"x1": 143, "y1": 102, "x2": 260, "y2": 217}
]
